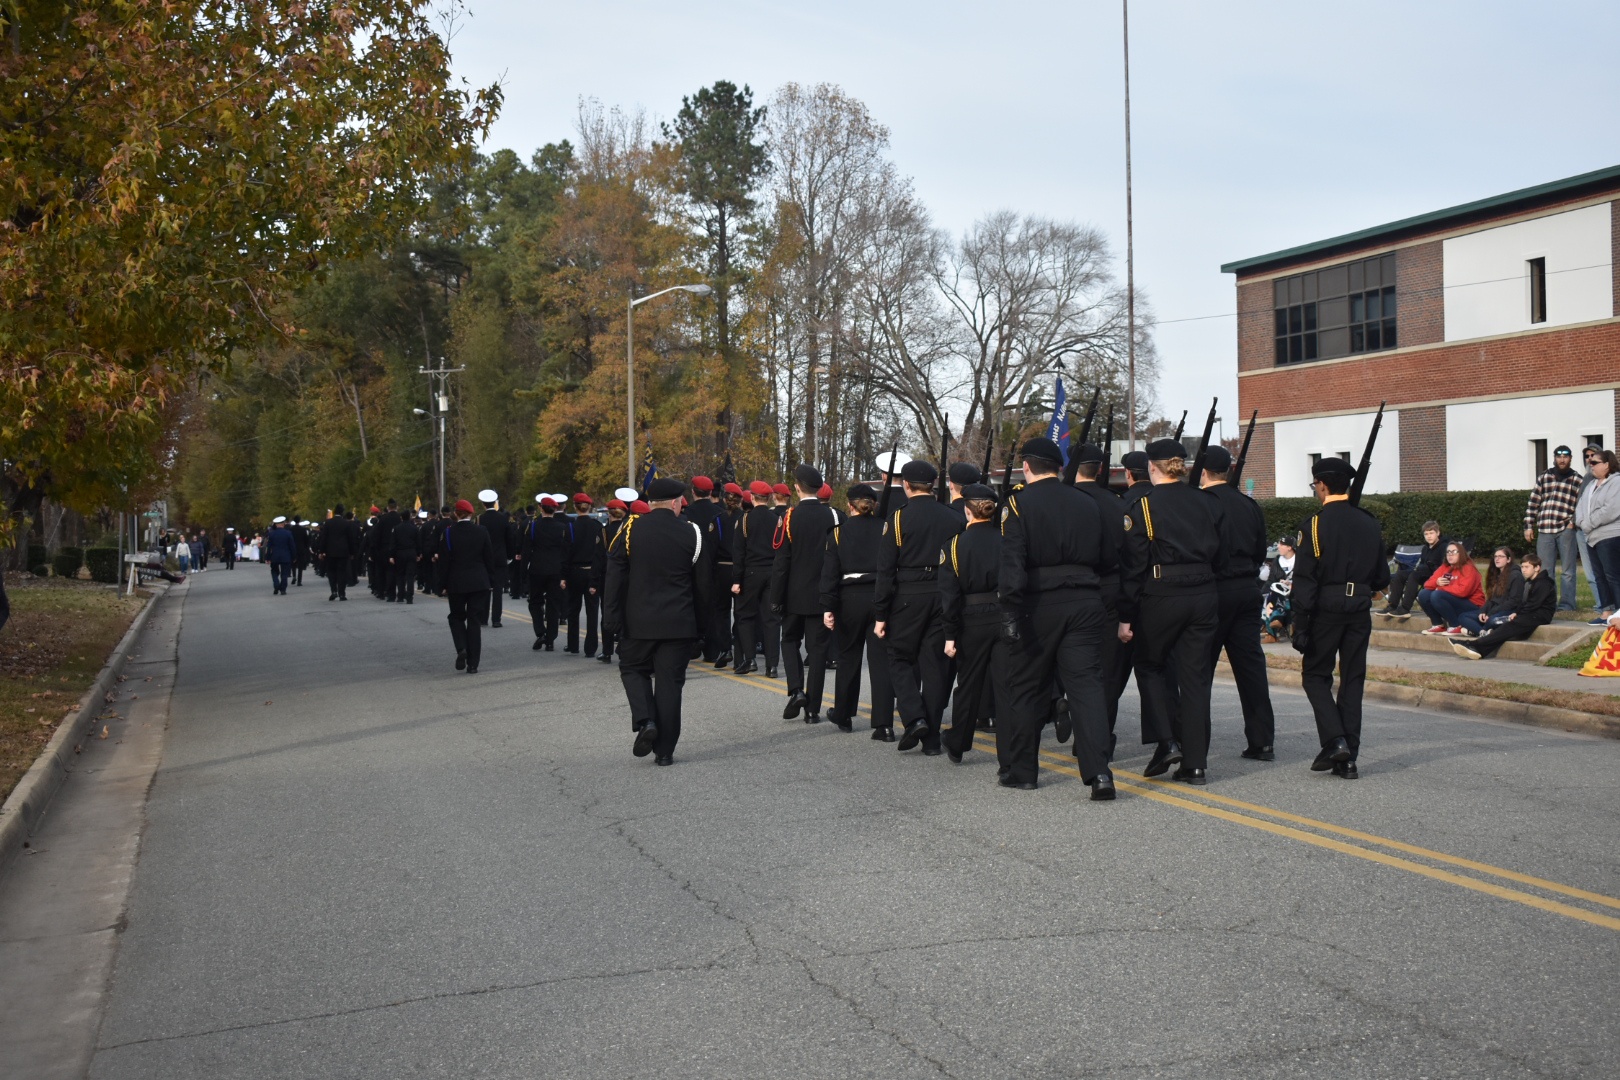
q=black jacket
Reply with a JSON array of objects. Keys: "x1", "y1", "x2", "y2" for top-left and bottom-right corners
[
  {"x1": 770, "y1": 498, "x2": 836, "y2": 615},
  {"x1": 941, "y1": 520, "x2": 1002, "y2": 637},
  {"x1": 999, "y1": 476, "x2": 1116, "y2": 612},
  {"x1": 733, "y1": 504, "x2": 779, "y2": 584},
  {"x1": 874, "y1": 492, "x2": 963, "y2": 620},
  {"x1": 391, "y1": 518, "x2": 419, "y2": 558},
  {"x1": 435, "y1": 519, "x2": 498, "y2": 594},
  {"x1": 603, "y1": 508, "x2": 709, "y2": 640},
  {"x1": 1291, "y1": 499, "x2": 1390, "y2": 618},
  {"x1": 819, "y1": 514, "x2": 884, "y2": 612},
  {"x1": 1119, "y1": 480, "x2": 1226, "y2": 624},
  {"x1": 1516, "y1": 573, "x2": 1557, "y2": 628},
  {"x1": 565, "y1": 513, "x2": 606, "y2": 585},
  {"x1": 317, "y1": 517, "x2": 361, "y2": 559},
  {"x1": 479, "y1": 509, "x2": 515, "y2": 562},
  {"x1": 520, "y1": 515, "x2": 570, "y2": 577},
  {"x1": 1202, "y1": 482, "x2": 1269, "y2": 584},
  {"x1": 1074, "y1": 479, "x2": 1126, "y2": 586},
  {"x1": 1483, "y1": 563, "x2": 1526, "y2": 618},
  {"x1": 375, "y1": 510, "x2": 402, "y2": 557}
]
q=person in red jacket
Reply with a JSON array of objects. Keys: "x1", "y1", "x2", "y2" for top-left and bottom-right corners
[{"x1": 1417, "y1": 540, "x2": 1485, "y2": 635}]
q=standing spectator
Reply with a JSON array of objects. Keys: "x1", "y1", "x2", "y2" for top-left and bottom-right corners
[
  {"x1": 1577, "y1": 444, "x2": 1611, "y2": 614},
  {"x1": 1574, "y1": 448, "x2": 1620, "y2": 625},
  {"x1": 1417, "y1": 541, "x2": 1485, "y2": 635},
  {"x1": 175, "y1": 534, "x2": 191, "y2": 573},
  {"x1": 1379, "y1": 520, "x2": 1447, "y2": 618},
  {"x1": 1451, "y1": 554, "x2": 1556, "y2": 660},
  {"x1": 1523, "y1": 445, "x2": 1584, "y2": 611}
]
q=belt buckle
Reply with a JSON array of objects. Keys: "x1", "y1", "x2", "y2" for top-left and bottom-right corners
[
  {"x1": 1152, "y1": 565, "x2": 1162, "y2": 580},
  {"x1": 1344, "y1": 582, "x2": 1356, "y2": 596}
]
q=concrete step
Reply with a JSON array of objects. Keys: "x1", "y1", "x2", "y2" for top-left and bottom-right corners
[
  {"x1": 1370, "y1": 612, "x2": 1581, "y2": 645},
  {"x1": 1369, "y1": 629, "x2": 1553, "y2": 662}
]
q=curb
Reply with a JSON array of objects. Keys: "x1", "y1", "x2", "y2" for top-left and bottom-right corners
[{"x1": 0, "y1": 585, "x2": 165, "y2": 880}]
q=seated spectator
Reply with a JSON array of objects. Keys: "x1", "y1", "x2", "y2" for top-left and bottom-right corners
[
  {"x1": 1259, "y1": 536, "x2": 1296, "y2": 642},
  {"x1": 1468, "y1": 546, "x2": 1525, "y2": 635},
  {"x1": 1418, "y1": 540, "x2": 1485, "y2": 635},
  {"x1": 1451, "y1": 554, "x2": 1556, "y2": 660},
  {"x1": 1380, "y1": 519, "x2": 1446, "y2": 618},
  {"x1": 1575, "y1": 448, "x2": 1619, "y2": 626}
]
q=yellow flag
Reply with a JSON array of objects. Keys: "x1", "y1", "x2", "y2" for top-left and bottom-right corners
[
  {"x1": 1578, "y1": 626, "x2": 1620, "y2": 678},
  {"x1": 414, "y1": 493, "x2": 422, "y2": 512}
]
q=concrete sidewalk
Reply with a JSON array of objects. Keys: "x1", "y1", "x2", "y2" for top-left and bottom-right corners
[{"x1": 1262, "y1": 638, "x2": 1620, "y2": 695}]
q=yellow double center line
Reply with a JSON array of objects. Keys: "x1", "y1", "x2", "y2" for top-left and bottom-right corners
[{"x1": 502, "y1": 608, "x2": 1620, "y2": 932}]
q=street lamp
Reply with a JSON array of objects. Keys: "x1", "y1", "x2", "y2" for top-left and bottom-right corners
[{"x1": 627, "y1": 283, "x2": 713, "y2": 488}]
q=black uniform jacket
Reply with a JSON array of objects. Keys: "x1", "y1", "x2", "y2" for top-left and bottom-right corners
[
  {"x1": 733, "y1": 504, "x2": 779, "y2": 585},
  {"x1": 436, "y1": 519, "x2": 498, "y2": 594},
  {"x1": 565, "y1": 514, "x2": 606, "y2": 588},
  {"x1": 873, "y1": 493, "x2": 963, "y2": 621},
  {"x1": 1074, "y1": 479, "x2": 1126, "y2": 585},
  {"x1": 603, "y1": 508, "x2": 710, "y2": 640},
  {"x1": 479, "y1": 509, "x2": 515, "y2": 563},
  {"x1": 1202, "y1": 482, "x2": 1268, "y2": 584},
  {"x1": 292, "y1": 524, "x2": 311, "y2": 562},
  {"x1": 391, "y1": 518, "x2": 419, "y2": 558},
  {"x1": 520, "y1": 515, "x2": 569, "y2": 577},
  {"x1": 375, "y1": 510, "x2": 402, "y2": 558},
  {"x1": 317, "y1": 516, "x2": 362, "y2": 559},
  {"x1": 819, "y1": 514, "x2": 883, "y2": 612},
  {"x1": 1291, "y1": 498, "x2": 1389, "y2": 618},
  {"x1": 770, "y1": 498, "x2": 836, "y2": 615},
  {"x1": 683, "y1": 498, "x2": 720, "y2": 531},
  {"x1": 941, "y1": 520, "x2": 1002, "y2": 637},
  {"x1": 999, "y1": 476, "x2": 1116, "y2": 612},
  {"x1": 1119, "y1": 480, "x2": 1226, "y2": 624}
]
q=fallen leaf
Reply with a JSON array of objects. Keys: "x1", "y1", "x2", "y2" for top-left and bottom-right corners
[
  {"x1": 100, "y1": 725, "x2": 109, "y2": 739},
  {"x1": 264, "y1": 700, "x2": 272, "y2": 705}
]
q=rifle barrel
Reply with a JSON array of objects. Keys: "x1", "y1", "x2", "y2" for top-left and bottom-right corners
[{"x1": 1230, "y1": 410, "x2": 1257, "y2": 486}]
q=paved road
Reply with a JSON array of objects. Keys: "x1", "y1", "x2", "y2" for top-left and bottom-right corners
[{"x1": 20, "y1": 566, "x2": 1620, "y2": 1077}]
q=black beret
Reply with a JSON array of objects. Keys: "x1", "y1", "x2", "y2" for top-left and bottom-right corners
[
  {"x1": 1203, "y1": 445, "x2": 1232, "y2": 472},
  {"x1": 1073, "y1": 442, "x2": 1104, "y2": 464},
  {"x1": 960, "y1": 483, "x2": 996, "y2": 501},
  {"x1": 793, "y1": 462, "x2": 823, "y2": 490},
  {"x1": 1146, "y1": 439, "x2": 1186, "y2": 461},
  {"x1": 646, "y1": 477, "x2": 687, "y2": 500},
  {"x1": 846, "y1": 484, "x2": 878, "y2": 502},
  {"x1": 1020, "y1": 436, "x2": 1064, "y2": 465},
  {"x1": 947, "y1": 461, "x2": 982, "y2": 485},
  {"x1": 1311, "y1": 457, "x2": 1356, "y2": 482},
  {"x1": 1121, "y1": 451, "x2": 1149, "y2": 470},
  {"x1": 900, "y1": 459, "x2": 938, "y2": 484}
]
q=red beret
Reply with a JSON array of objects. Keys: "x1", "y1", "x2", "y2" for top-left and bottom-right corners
[
  {"x1": 748, "y1": 480, "x2": 773, "y2": 497},
  {"x1": 369, "y1": 505, "x2": 380, "y2": 515},
  {"x1": 539, "y1": 497, "x2": 559, "y2": 510},
  {"x1": 692, "y1": 475, "x2": 714, "y2": 492},
  {"x1": 818, "y1": 483, "x2": 833, "y2": 499},
  {"x1": 606, "y1": 499, "x2": 627, "y2": 511},
  {"x1": 453, "y1": 499, "x2": 475, "y2": 514},
  {"x1": 723, "y1": 482, "x2": 743, "y2": 495},
  {"x1": 572, "y1": 492, "x2": 593, "y2": 504},
  {"x1": 630, "y1": 500, "x2": 650, "y2": 514},
  {"x1": 772, "y1": 483, "x2": 791, "y2": 496},
  {"x1": 742, "y1": 493, "x2": 754, "y2": 506}
]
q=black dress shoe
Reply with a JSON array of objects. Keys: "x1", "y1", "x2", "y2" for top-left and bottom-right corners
[
  {"x1": 946, "y1": 748, "x2": 964, "y2": 764},
  {"x1": 896, "y1": 721, "x2": 927, "y2": 752},
  {"x1": 1241, "y1": 745, "x2": 1276, "y2": 761},
  {"x1": 764, "y1": 666, "x2": 778, "y2": 679},
  {"x1": 598, "y1": 654, "x2": 614, "y2": 664},
  {"x1": 998, "y1": 777, "x2": 1038, "y2": 791},
  {"x1": 1143, "y1": 740, "x2": 1182, "y2": 778},
  {"x1": 783, "y1": 692, "x2": 807, "y2": 720},
  {"x1": 920, "y1": 746, "x2": 942, "y2": 757},
  {"x1": 465, "y1": 666, "x2": 478, "y2": 675},
  {"x1": 532, "y1": 639, "x2": 544, "y2": 651},
  {"x1": 1172, "y1": 766, "x2": 1208, "y2": 786},
  {"x1": 633, "y1": 722, "x2": 659, "y2": 758},
  {"x1": 455, "y1": 651, "x2": 467, "y2": 671},
  {"x1": 827, "y1": 711, "x2": 853, "y2": 732},
  {"x1": 563, "y1": 646, "x2": 578, "y2": 654},
  {"x1": 544, "y1": 642, "x2": 554, "y2": 652},
  {"x1": 386, "y1": 597, "x2": 396, "y2": 603},
  {"x1": 713, "y1": 654, "x2": 732, "y2": 669},
  {"x1": 734, "y1": 661, "x2": 757, "y2": 675},
  {"x1": 871, "y1": 727, "x2": 896, "y2": 743},
  {"x1": 1090, "y1": 774, "x2": 1117, "y2": 801},
  {"x1": 1311, "y1": 736, "x2": 1351, "y2": 772},
  {"x1": 804, "y1": 713, "x2": 822, "y2": 725},
  {"x1": 1332, "y1": 761, "x2": 1359, "y2": 780},
  {"x1": 584, "y1": 652, "x2": 596, "y2": 659},
  {"x1": 491, "y1": 621, "x2": 501, "y2": 628},
  {"x1": 1053, "y1": 707, "x2": 1072, "y2": 744},
  {"x1": 654, "y1": 754, "x2": 673, "y2": 766}
]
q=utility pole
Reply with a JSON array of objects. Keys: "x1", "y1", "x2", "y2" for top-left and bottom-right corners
[
  {"x1": 1123, "y1": 0, "x2": 1137, "y2": 452},
  {"x1": 419, "y1": 361, "x2": 464, "y2": 509}
]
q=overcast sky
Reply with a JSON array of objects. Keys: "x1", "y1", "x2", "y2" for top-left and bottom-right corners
[{"x1": 445, "y1": 0, "x2": 1619, "y2": 435}]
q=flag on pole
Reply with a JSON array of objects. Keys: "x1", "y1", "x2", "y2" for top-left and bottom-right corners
[
  {"x1": 641, "y1": 443, "x2": 658, "y2": 491},
  {"x1": 1046, "y1": 376, "x2": 1070, "y2": 466},
  {"x1": 414, "y1": 493, "x2": 421, "y2": 512}
]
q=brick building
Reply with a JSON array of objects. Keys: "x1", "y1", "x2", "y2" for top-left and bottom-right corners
[{"x1": 1223, "y1": 165, "x2": 1620, "y2": 498}]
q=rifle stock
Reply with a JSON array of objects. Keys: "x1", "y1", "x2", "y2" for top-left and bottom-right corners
[
  {"x1": 1230, "y1": 410, "x2": 1257, "y2": 486},
  {"x1": 1171, "y1": 410, "x2": 1187, "y2": 443},
  {"x1": 1187, "y1": 397, "x2": 1218, "y2": 485},
  {"x1": 1348, "y1": 401, "x2": 1386, "y2": 507}
]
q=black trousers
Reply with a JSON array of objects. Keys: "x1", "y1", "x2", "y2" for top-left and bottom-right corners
[
  {"x1": 223, "y1": 552, "x2": 236, "y2": 569},
  {"x1": 1003, "y1": 594, "x2": 1108, "y2": 785},
  {"x1": 1301, "y1": 611, "x2": 1371, "y2": 757},
  {"x1": 832, "y1": 586, "x2": 894, "y2": 728},
  {"x1": 390, "y1": 559, "x2": 416, "y2": 602},
  {"x1": 735, "y1": 571, "x2": 779, "y2": 670},
  {"x1": 884, "y1": 589, "x2": 950, "y2": 748},
  {"x1": 1472, "y1": 617, "x2": 1540, "y2": 658},
  {"x1": 447, "y1": 589, "x2": 488, "y2": 669},
  {"x1": 781, "y1": 611, "x2": 830, "y2": 710},
  {"x1": 707, "y1": 565, "x2": 735, "y2": 660},
  {"x1": 528, "y1": 573, "x2": 564, "y2": 644},
  {"x1": 292, "y1": 560, "x2": 304, "y2": 585},
  {"x1": 1210, "y1": 581, "x2": 1276, "y2": 751},
  {"x1": 1387, "y1": 564, "x2": 1424, "y2": 611},
  {"x1": 1134, "y1": 588, "x2": 1219, "y2": 770},
  {"x1": 946, "y1": 612, "x2": 1005, "y2": 755},
  {"x1": 484, "y1": 567, "x2": 507, "y2": 625},
  {"x1": 510, "y1": 561, "x2": 526, "y2": 600},
  {"x1": 325, "y1": 556, "x2": 349, "y2": 599},
  {"x1": 565, "y1": 568, "x2": 599, "y2": 655},
  {"x1": 269, "y1": 561, "x2": 290, "y2": 593},
  {"x1": 618, "y1": 637, "x2": 691, "y2": 757}
]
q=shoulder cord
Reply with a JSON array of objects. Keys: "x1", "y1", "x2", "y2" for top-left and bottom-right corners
[
  {"x1": 950, "y1": 535, "x2": 959, "y2": 576},
  {"x1": 689, "y1": 521, "x2": 703, "y2": 564},
  {"x1": 1001, "y1": 494, "x2": 1020, "y2": 535},
  {"x1": 1311, "y1": 515, "x2": 1321, "y2": 558},
  {"x1": 1140, "y1": 495, "x2": 1155, "y2": 540},
  {"x1": 620, "y1": 515, "x2": 636, "y2": 559},
  {"x1": 893, "y1": 509, "x2": 903, "y2": 547},
  {"x1": 773, "y1": 506, "x2": 793, "y2": 550}
]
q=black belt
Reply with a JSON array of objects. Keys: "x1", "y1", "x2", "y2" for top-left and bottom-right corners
[
  {"x1": 840, "y1": 572, "x2": 875, "y2": 586},
  {"x1": 1026, "y1": 563, "x2": 1100, "y2": 590},
  {"x1": 896, "y1": 566, "x2": 938, "y2": 582},
  {"x1": 964, "y1": 591, "x2": 999, "y2": 606},
  {"x1": 1150, "y1": 562, "x2": 1213, "y2": 581},
  {"x1": 1325, "y1": 581, "x2": 1369, "y2": 596}
]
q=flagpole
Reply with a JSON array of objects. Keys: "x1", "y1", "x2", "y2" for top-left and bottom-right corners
[{"x1": 1123, "y1": 0, "x2": 1137, "y2": 453}]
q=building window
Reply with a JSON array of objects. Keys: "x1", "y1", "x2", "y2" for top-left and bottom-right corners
[
  {"x1": 1532, "y1": 439, "x2": 1548, "y2": 476},
  {"x1": 1584, "y1": 435, "x2": 1604, "y2": 450},
  {"x1": 1273, "y1": 252, "x2": 1397, "y2": 365},
  {"x1": 1529, "y1": 257, "x2": 1547, "y2": 323}
]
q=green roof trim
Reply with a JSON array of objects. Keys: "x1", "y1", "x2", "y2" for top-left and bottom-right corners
[{"x1": 1221, "y1": 164, "x2": 1620, "y2": 276}]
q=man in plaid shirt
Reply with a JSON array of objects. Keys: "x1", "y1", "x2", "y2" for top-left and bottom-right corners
[{"x1": 1523, "y1": 445, "x2": 1584, "y2": 611}]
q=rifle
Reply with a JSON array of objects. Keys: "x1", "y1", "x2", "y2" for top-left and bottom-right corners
[
  {"x1": 1348, "y1": 401, "x2": 1386, "y2": 507},
  {"x1": 995, "y1": 438, "x2": 1018, "y2": 512},
  {"x1": 1171, "y1": 410, "x2": 1187, "y2": 443},
  {"x1": 1187, "y1": 397, "x2": 1218, "y2": 485},
  {"x1": 1099, "y1": 405, "x2": 1115, "y2": 492},
  {"x1": 1064, "y1": 386, "x2": 1101, "y2": 485},
  {"x1": 935, "y1": 418, "x2": 950, "y2": 503},
  {"x1": 876, "y1": 442, "x2": 900, "y2": 523},
  {"x1": 979, "y1": 429, "x2": 994, "y2": 488},
  {"x1": 1229, "y1": 410, "x2": 1258, "y2": 487}
]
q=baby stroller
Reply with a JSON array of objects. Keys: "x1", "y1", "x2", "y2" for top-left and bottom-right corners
[{"x1": 1262, "y1": 579, "x2": 1293, "y2": 642}]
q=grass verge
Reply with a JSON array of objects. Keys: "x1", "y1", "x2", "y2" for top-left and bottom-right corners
[
  {"x1": 1262, "y1": 652, "x2": 1620, "y2": 719},
  {"x1": 1, "y1": 574, "x2": 146, "y2": 802}
]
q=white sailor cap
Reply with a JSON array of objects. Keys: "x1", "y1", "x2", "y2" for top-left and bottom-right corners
[
  {"x1": 876, "y1": 452, "x2": 912, "y2": 475},
  {"x1": 226, "y1": 527, "x2": 235, "y2": 532},
  {"x1": 272, "y1": 515, "x2": 287, "y2": 523},
  {"x1": 417, "y1": 510, "x2": 429, "y2": 519},
  {"x1": 477, "y1": 488, "x2": 498, "y2": 504},
  {"x1": 614, "y1": 486, "x2": 639, "y2": 503}
]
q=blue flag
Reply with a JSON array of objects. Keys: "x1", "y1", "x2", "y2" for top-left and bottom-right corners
[
  {"x1": 1046, "y1": 376, "x2": 1070, "y2": 466},
  {"x1": 640, "y1": 444, "x2": 658, "y2": 491}
]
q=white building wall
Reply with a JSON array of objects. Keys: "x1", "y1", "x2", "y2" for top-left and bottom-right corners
[
  {"x1": 1274, "y1": 410, "x2": 1401, "y2": 497},
  {"x1": 1445, "y1": 391, "x2": 1616, "y2": 491},
  {"x1": 1442, "y1": 203, "x2": 1613, "y2": 341}
]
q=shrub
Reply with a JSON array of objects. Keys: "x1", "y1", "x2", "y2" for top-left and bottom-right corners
[
  {"x1": 51, "y1": 552, "x2": 81, "y2": 578},
  {"x1": 1259, "y1": 489, "x2": 1529, "y2": 555},
  {"x1": 29, "y1": 564, "x2": 50, "y2": 578},
  {"x1": 27, "y1": 543, "x2": 47, "y2": 570},
  {"x1": 85, "y1": 547, "x2": 121, "y2": 584}
]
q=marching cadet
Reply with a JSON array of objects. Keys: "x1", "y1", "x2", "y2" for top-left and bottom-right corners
[
  {"x1": 372, "y1": 501, "x2": 400, "y2": 600},
  {"x1": 1118, "y1": 440, "x2": 1224, "y2": 786},
  {"x1": 732, "y1": 480, "x2": 782, "y2": 676},
  {"x1": 1072, "y1": 443, "x2": 1128, "y2": 756},
  {"x1": 519, "y1": 495, "x2": 569, "y2": 651},
  {"x1": 290, "y1": 519, "x2": 310, "y2": 586},
  {"x1": 945, "y1": 461, "x2": 982, "y2": 517},
  {"x1": 771, "y1": 464, "x2": 837, "y2": 724},
  {"x1": 682, "y1": 476, "x2": 726, "y2": 663},
  {"x1": 476, "y1": 490, "x2": 514, "y2": 628},
  {"x1": 603, "y1": 477, "x2": 711, "y2": 767},
  {"x1": 940, "y1": 483, "x2": 1004, "y2": 764},
  {"x1": 510, "y1": 504, "x2": 531, "y2": 602},
  {"x1": 820, "y1": 485, "x2": 896, "y2": 736},
  {"x1": 1199, "y1": 445, "x2": 1277, "y2": 761},
  {"x1": 874, "y1": 459, "x2": 963, "y2": 755},
  {"x1": 599, "y1": 498, "x2": 632, "y2": 664},
  {"x1": 997, "y1": 440, "x2": 1117, "y2": 795},
  {"x1": 705, "y1": 483, "x2": 745, "y2": 669},
  {"x1": 222, "y1": 527, "x2": 238, "y2": 569},
  {"x1": 435, "y1": 499, "x2": 499, "y2": 674},
  {"x1": 389, "y1": 506, "x2": 419, "y2": 604},
  {"x1": 416, "y1": 510, "x2": 437, "y2": 594},
  {"x1": 1292, "y1": 457, "x2": 1389, "y2": 779},
  {"x1": 563, "y1": 493, "x2": 605, "y2": 657},
  {"x1": 316, "y1": 504, "x2": 361, "y2": 601}
]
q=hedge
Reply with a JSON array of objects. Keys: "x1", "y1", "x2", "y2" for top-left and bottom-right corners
[
  {"x1": 1259, "y1": 489, "x2": 1530, "y2": 555},
  {"x1": 51, "y1": 545, "x2": 85, "y2": 579},
  {"x1": 27, "y1": 543, "x2": 46, "y2": 570},
  {"x1": 85, "y1": 547, "x2": 121, "y2": 584}
]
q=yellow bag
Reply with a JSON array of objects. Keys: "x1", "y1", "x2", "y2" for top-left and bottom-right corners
[{"x1": 1578, "y1": 626, "x2": 1620, "y2": 677}]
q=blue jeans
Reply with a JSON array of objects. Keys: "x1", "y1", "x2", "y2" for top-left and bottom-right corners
[
  {"x1": 1418, "y1": 588, "x2": 1482, "y2": 628},
  {"x1": 1577, "y1": 530, "x2": 1609, "y2": 610},
  {"x1": 1536, "y1": 530, "x2": 1579, "y2": 610},
  {"x1": 1589, "y1": 537, "x2": 1620, "y2": 614},
  {"x1": 270, "y1": 561, "x2": 291, "y2": 593}
]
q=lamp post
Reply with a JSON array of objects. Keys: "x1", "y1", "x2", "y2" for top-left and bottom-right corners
[{"x1": 627, "y1": 283, "x2": 712, "y2": 488}]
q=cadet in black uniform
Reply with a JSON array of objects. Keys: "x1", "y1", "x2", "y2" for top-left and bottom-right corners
[
  {"x1": 1119, "y1": 439, "x2": 1224, "y2": 785},
  {"x1": 290, "y1": 520, "x2": 310, "y2": 585},
  {"x1": 1293, "y1": 457, "x2": 1390, "y2": 778},
  {"x1": 603, "y1": 477, "x2": 710, "y2": 766},
  {"x1": 705, "y1": 483, "x2": 743, "y2": 668},
  {"x1": 733, "y1": 480, "x2": 781, "y2": 676},
  {"x1": 599, "y1": 499, "x2": 631, "y2": 663},
  {"x1": 435, "y1": 499, "x2": 499, "y2": 674},
  {"x1": 519, "y1": 496, "x2": 569, "y2": 650},
  {"x1": 222, "y1": 527, "x2": 238, "y2": 569},
  {"x1": 682, "y1": 476, "x2": 725, "y2": 663},
  {"x1": 1072, "y1": 444, "x2": 1128, "y2": 755},
  {"x1": 389, "y1": 509, "x2": 419, "y2": 604},
  {"x1": 1199, "y1": 445, "x2": 1277, "y2": 760},
  {"x1": 477, "y1": 491, "x2": 514, "y2": 628},
  {"x1": 771, "y1": 464, "x2": 837, "y2": 723},
  {"x1": 946, "y1": 461, "x2": 982, "y2": 517},
  {"x1": 564, "y1": 493, "x2": 604, "y2": 656},
  {"x1": 998, "y1": 440, "x2": 1117, "y2": 795},
  {"x1": 820, "y1": 485, "x2": 895, "y2": 736},
  {"x1": 316, "y1": 505, "x2": 361, "y2": 601},
  {"x1": 874, "y1": 459, "x2": 964, "y2": 755},
  {"x1": 940, "y1": 483, "x2": 1004, "y2": 763}
]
